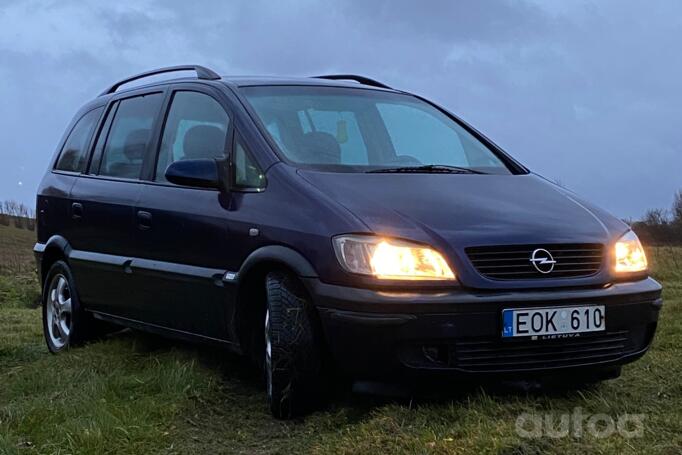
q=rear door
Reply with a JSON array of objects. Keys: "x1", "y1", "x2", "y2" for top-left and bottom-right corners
[
  {"x1": 43, "y1": 105, "x2": 104, "y2": 253},
  {"x1": 68, "y1": 90, "x2": 165, "y2": 316},
  {"x1": 131, "y1": 86, "x2": 235, "y2": 339}
]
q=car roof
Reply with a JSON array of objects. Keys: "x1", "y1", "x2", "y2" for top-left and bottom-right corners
[
  {"x1": 94, "y1": 78, "x2": 400, "y2": 105},
  {"x1": 96, "y1": 66, "x2": 400, "y2": 99},
  {"x1": 220, "y1": 75, "x2": 397, "y2": 91}
]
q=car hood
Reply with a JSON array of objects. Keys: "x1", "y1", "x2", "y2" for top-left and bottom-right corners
[{"x1": 298, "y1": 170, "x2": 628, "y2": 248}]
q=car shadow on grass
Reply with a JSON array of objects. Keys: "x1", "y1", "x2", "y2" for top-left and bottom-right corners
[
  {"x1": 100, "y1": 327, "x2": 599, "y2": 420},
  {"x1": 105, "y1": 327, "x2": 263, "y2": 389}
]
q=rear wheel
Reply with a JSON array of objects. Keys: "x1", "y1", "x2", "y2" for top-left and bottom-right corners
[
  {"x1": 264, "y1": 271, "x2": 324, "y2": 419},
  {"x1": 42, "y1": 260, "x2": 110, "y2": 353}
]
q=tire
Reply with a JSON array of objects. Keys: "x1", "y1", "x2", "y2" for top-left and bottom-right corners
[
  {"x1": 42, "y1": 260, "x2": 104, "y2": 353},
  {"x1": 264, "y1": 271, "x2": 324, "y2": 419}
]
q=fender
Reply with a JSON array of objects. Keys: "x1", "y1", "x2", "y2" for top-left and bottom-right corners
[
  {"x1": 230, "y1": 245, "x2": 318, "y2": 355},
  {"x1": 235, "y1": 245, "x2": 318, "y2": 283},
  {"x1": 38, "y1": 235, "x2": 73, "y2": 256},
  {"x1": 34, "y1": 235, "x2": 73, "y2": 284}
]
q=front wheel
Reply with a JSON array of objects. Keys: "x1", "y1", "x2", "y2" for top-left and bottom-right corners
[{"x1": 264, "y1": 271, "x2": 324, "y2": 419}]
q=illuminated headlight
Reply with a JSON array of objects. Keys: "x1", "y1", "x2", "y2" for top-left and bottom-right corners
[
  {"x1": 614, "y1": 230, "x2": 648, "y2": 273},
  {"x1": 333, "y1": 235, "x2": 456, "y2": 280}
]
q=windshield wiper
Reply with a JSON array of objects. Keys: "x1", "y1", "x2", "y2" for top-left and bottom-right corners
[{"x1": 366, "y1": 164, "x2": 487, "y2": 174}]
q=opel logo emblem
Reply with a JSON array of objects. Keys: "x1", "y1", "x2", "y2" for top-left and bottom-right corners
[{"x1": 530, "y1": 248, "x2": 556, "y2": 274}]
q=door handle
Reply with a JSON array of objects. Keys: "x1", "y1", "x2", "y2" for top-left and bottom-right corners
[
  {"x1": 71, "y1": 202, "x2": 83, "y2": 220},
  {"x1": 137, "y1": 210, "x2": 152, "y2": 230}
]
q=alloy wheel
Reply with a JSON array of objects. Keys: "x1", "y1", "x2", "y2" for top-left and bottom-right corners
[
  {"x1": 264, "y1": 308, "x2": 273, "y2": 398},
  {"x1": 46, "y1": 274, "x2": 72, "y2": 349}
]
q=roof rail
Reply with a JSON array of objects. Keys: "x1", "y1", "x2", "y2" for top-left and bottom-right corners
[
  {"x1": 312, "y1": 74, "x2": 392, "y2": 89},
  {"x1": 100, "y1": 65, "x2": 221, "y2": 96}
]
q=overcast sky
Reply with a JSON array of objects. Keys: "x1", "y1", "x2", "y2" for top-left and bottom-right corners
[{"x1": 1, "y1": 0, "x2": 680, "y2": 219}]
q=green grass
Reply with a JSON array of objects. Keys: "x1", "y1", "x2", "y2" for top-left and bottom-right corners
[
  {"x1": 0, "y1": 224, "x2": 680, "y2": 454},
  {"x1": 0, "y1": 224, "x2": 40, "y2": 309}
]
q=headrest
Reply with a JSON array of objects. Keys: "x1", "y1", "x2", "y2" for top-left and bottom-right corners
[
  {"x1": 183, "y1": 125, "x2": 226, "y2": 160},
  {"x1": 297, "y1": 132, "x2": 341, "y2": 164},
  {"x1": 123, "y1": 129, "x2": 150, "y2": 162}
]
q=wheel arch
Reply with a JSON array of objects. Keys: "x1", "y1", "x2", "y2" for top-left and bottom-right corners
[
  {"x1": 37, "y1": 235, "x2": 72, "y2": 286},
  {"x1": 237, "y1": 245, "x2": 318, "y2": 281},
  {"x1": 233, "y1": 245, "x2": 318, "y2": 362}
]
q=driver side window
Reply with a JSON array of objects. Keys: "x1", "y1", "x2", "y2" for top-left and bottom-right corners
[{"x1": 155, "y1": 91, "x2": 230, "y2": 182}]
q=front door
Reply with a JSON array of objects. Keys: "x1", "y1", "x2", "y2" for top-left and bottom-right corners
[{"x1": 132, "y1": 88, "x2": 234, "y2": 340}]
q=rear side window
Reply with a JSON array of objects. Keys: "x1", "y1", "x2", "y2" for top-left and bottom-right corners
[
  {"x1": 97, "y1": 93, "x2": 163, "y2": 179},
  {"x1": 155, "y1": 91, "x2": 230, "y2": 182},
  {"x1": 54, "y1": 107, "x2": 103, "y2": 173}
]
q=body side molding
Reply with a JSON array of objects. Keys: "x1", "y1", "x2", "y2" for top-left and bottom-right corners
[
  {"x1": 37, "y1": 244, "x2": 230, "y2": 287},
  {"x1": 89, "y1": 310, "x2": 241, "y2": 351}
]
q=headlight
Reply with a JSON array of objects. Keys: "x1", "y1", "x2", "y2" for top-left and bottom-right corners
[
  {"x1": 333, "y1": 235, "x2": 456, "y2": 280},
  {"x1": 614, "y1": 230, "x2": 647, "y2": 273}
]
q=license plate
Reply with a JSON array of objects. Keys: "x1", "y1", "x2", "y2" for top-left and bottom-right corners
[{"x1": 502, "y1": 305, "x2": 605, "y2": 338}]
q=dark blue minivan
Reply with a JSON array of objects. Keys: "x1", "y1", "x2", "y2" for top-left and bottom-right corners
[{"x1": 36, "y1": 65, "x2": 662, "y2": 418}]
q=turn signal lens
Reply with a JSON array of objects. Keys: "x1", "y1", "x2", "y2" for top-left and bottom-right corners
[
  {"x1": 614, "y1": 231, "x2": 647, "y2": 273},
  {"x1": 333, "y1": 235, "x2": 456, "y2": 280}
]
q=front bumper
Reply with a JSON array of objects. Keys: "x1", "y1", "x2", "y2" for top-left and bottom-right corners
[{"x1": 308, "y1": 277, "x2": 663, "y2": 379}]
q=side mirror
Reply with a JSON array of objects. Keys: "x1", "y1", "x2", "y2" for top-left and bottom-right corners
[{"x1": 165, "y1": 159, "x2": 221, "y2": 189}]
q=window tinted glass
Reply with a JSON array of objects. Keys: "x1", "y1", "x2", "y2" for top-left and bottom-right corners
[
  {"x1": 155, "y1": 91, "x2": 230, "y2": 182},
  {"x1": 301, "y1": 109, "x2": 368, "y2": 164},
  {"x1": 88, "y1": 102, "x2": 118, "y2": 175},
  {"x1": 55, "y1": 107, "x2": 103, "y2": 172},
  {"x1": 243, "y1": 86, "x2": 510, "y2": 174},
  {"x1": 233, "y1": 138, "x2": 265, "y2": 188},
  {"x1": 377, "y1": 103, "x2": 467, "y2": 167},
  {"x1": 98, "y1": 93, "x2": 163, "y2": 179}
]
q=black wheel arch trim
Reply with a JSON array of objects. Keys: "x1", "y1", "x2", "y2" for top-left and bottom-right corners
[
  {"x1": 235, "y1": 245, "x2": 318, "y2": 282},
  {"x1": 35, "y1": 235, "x2": 73, "y2": 257},
  {"x1": 34, "y1": 236, "x2": 73, "y2": 284}
]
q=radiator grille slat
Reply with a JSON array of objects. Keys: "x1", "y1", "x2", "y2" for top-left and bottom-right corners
[
  {"x1": 450, "y1": 331, "x2": 631, "y2": 372},
  {"x1": 466, "y1": 243, "x2": 604, "y2": 280}
]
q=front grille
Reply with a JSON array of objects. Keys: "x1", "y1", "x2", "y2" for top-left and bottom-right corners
[
  {"x1": 466, "y1": 243, "x2": 604, "y2": 280},
  {"x1": 449, "y1": 330, "x2": 632, "y2": 372}
]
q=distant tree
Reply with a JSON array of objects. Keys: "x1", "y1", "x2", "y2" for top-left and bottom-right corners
[
  {"x1": 4, "y1": 200, "x2": 17, "y2": 216},
  {"x1": 26, "y1": 207, "x2": 36, "y2": 231},
  {"x1": 672, "y1": 190, "x2": 682, "y2": 243},
  {"x1": 0, "y1": 201, "x2": 8, "y2": 226},
  {"x1": 12, "y1": 202, "x2": 26, "y2": 228},
  {"x1": 643, "y1": 208, "x2": 669, "y2": 226},
  {"x1": 673, "y1": 190, "x2": 682, "y2": 224},
  {"x1": 634, "y1": 208, "x2": 675, "y2": 245},
  {"x1": 0, "y1": 200, "x2": 35, "y2": 229}
]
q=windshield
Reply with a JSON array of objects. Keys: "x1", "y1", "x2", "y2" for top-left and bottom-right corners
[{"x1": 242, "y1": 86, "x2": 514, "y2": 174}]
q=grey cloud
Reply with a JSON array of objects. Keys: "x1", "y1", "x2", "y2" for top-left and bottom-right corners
[{"x1": 0, "y1": 0, "x2": 680, "y2": 218}]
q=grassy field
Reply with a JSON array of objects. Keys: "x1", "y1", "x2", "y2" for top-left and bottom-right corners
[{"x1": 0, "y1": 223, "x2": 680, "y2": 454}]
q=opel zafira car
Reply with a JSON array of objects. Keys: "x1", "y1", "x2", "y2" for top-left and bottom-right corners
[{"x1": 35, "y1": 65, "x2": 663, "y2": 418}]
